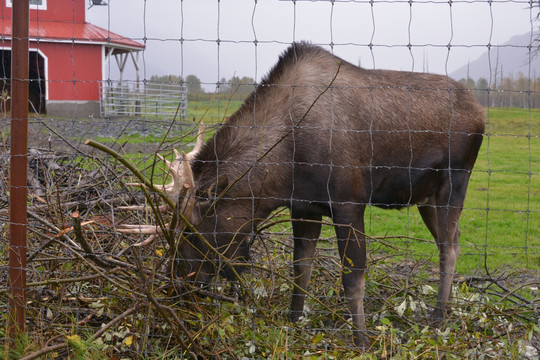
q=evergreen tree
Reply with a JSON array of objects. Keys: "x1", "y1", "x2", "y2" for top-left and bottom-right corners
[{"x1": 185, "y1": 74, "x2": 203, "y2": 94}]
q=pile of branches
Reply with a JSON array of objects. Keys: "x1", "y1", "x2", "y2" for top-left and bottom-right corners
[{"x1": 1, "y1": 143, "x2": 538, "y2": 359}]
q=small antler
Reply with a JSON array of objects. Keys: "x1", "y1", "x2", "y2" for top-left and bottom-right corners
[
  {"x1": 117, "y1": 224, "x2": 166, "y2": 235},
  {"x1": 117, "y1": 124, "x2": 203, "y2": 245},
  {"x1": 117, "y1": 223, "x2": 166, "y2": 247},
  {"x1": 185, "y1": 123, "x2": 205, "y2": 161},
  {"x1": 156, "y1": 150, "x2": 183, "y2": 200},
  {"x1": 125, "y1": 124, "x2": 204, "y2": 202}
]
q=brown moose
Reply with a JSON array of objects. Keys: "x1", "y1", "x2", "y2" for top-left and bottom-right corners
[{"x1": 127, "y1": 42, "x2": 486, "y2": 346}]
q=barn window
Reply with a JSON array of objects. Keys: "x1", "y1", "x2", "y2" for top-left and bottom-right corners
[{"x1": 6, "y1": 0, "x2": 47, "y2": 10}]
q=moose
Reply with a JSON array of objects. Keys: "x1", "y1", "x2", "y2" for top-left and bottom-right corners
[{"x1": 122, "y1": 42, "x2": 485, "y2": 346}]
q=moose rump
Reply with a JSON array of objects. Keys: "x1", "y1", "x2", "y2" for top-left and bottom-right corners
[{"x1": 174, "y1": 42, "x2": 485, "y2": 346}]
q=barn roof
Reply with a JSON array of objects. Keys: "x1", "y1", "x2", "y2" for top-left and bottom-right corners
[{"x1": 0, "y1": 19, "x2": 145, "y2": 52}]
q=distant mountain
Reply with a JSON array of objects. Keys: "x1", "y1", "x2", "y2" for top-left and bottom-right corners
[{"x1": 450, "y1": 32, "x2": 540, "y2": 83}]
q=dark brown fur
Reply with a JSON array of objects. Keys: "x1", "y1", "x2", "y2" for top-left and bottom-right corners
[{"x1": 181, "y1": 42, "x2": 485, "y2": 346}]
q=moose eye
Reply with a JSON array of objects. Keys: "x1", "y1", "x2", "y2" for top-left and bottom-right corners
[
  {"x1": 195, "y1": 187, "x2": 214, "y2": 203},
  {"x1": 195, "y1": 190, "x2": 208, "y2": 201}
]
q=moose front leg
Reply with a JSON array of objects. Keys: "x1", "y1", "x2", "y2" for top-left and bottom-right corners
[
  {"x1": 289, "y1": 215, "x2": 322, "y2": 322},
  {"x1": 334, "y1": 207, "x2": 368, "y2": 348}
]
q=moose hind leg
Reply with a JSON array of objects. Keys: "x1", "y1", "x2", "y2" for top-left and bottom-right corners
[
  {"x1": 432, "y1": 205, "x2": 462, "y2": 320},
  {"x1": 418, "y1": 196, "x2": 438, "y2": 240},
  {"x1": 431, "y1": 177, "x2": 469, "y2": 321},
  {"x1": 289, "y1": 216, "x2": 322, "y2": 323}
]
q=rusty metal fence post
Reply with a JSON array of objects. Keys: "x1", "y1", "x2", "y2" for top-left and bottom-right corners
[{"x1": 8, "y1": 0, "x2": 29, "y2": 340}]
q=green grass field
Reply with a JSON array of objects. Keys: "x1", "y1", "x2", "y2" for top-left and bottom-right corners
[{"x1": 187, "y1": 98, "x2": 244, "y2": 125}]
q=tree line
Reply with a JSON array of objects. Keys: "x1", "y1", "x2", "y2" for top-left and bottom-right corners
[
  {"x1": 150, "y1": 72, "x2": 540, "y2": 108},
  {"x1": 148, "y1": 74, "x2": 256, "y2": 100},
  {"x1": 458, "y1": 72, "x2": 540, "y2": 108}
]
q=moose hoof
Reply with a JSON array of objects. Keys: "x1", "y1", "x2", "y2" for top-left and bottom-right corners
[
  {"x1": 429, "y1": 307, "x2": 447, "y2": 326},
  {"x1": 289, "y1": 309, "x2": 302, "y2": 323},
  {"x1": 352, "y1": 330, "x2": 370, "y2": 350}
]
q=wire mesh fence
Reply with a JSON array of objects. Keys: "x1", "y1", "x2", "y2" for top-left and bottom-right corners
[{"x1": 1, "y1": 0, "x2": 539, "y2": 359}]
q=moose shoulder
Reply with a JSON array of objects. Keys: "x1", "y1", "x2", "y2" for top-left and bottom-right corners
[{"x1": 176, "y1": 42, "x2": 485, "y2": 346}]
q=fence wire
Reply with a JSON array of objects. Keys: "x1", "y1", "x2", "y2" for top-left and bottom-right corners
[{"x1": 1, "y1": 0, "x2": 539, "y2": 359}]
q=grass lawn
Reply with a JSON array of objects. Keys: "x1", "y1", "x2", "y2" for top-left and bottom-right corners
[{"x1": 188, "y1": 98, "x2": 244, "y2": 125}]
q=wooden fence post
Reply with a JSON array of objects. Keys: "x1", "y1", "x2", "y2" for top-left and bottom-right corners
[{"x1": 9, "y1": 0, "x2": 30, "y2": 342}]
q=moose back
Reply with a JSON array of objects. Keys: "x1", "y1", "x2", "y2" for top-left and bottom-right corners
[{"x1": 170, "y1": 42, "x2": 485, "y2": 346}]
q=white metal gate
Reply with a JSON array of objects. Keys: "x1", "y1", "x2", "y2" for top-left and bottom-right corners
[{"x1": 99, "y1": 80, "x2": 188, "y2": 120}]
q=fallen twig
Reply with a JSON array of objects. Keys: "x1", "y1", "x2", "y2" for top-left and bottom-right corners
[{"x1": 19, "y1": 303, "x2": 139, "y2": 360}]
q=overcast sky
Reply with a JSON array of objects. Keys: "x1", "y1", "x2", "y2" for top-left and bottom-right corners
[{"x1": 87, "y1": 0, "x2": 536, "y2": 89}]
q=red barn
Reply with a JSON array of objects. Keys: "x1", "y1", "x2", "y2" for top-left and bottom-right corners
[{"x1": 1, "y1": 0, "x2": 144, "y2": 117}]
